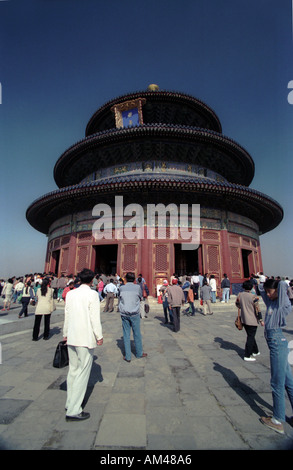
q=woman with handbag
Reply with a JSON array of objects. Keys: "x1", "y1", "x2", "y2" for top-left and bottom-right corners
[
  {"x1": 32, "y1": 278, "x2": 56, "y2": 340},
  {"x1": 235, "y1": 280, "x2": 264, "y2": 362}
]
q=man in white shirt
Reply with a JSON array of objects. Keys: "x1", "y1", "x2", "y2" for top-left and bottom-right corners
[
  {"x1": 103, "y1": 278, "x2": 118, "y2": 312},
  {"x1": 63, "y1": 268, "x2": 103, "y2": 421}
]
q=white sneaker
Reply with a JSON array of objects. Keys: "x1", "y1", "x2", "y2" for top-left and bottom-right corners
[
  {"x1": 252, "y1": 352, "x2": 260, "y2": 357},
  {"x1": 244, "y1": 356, "x2": 256, "y2": 361}
]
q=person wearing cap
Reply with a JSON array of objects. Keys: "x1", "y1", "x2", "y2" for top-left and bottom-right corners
[
  {"x1": 159, "y1": 280, "x2": 173, "y2": 325},
  {"x1": 166, "y1": 278, "x2": 185, "y2": 332},
  {"x1": 62, "y1": 280, "x2": 76, "y2": 302}
]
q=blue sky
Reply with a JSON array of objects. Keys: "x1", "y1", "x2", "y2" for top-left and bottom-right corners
[{"x1": 0, "y1": 0, "x2": 293, "y2": 278}]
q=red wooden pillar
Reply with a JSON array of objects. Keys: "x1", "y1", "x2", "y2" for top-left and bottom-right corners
[{"x1": 220, "y1": 230, "x2": 232, "y2": 279}]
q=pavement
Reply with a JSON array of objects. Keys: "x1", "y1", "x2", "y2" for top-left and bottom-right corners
[{"x1": 1, "y1": 295, "x2": 293, "y2": 451}]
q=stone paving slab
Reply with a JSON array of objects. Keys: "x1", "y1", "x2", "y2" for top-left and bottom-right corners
[{"x1": 0, "y1": 297, "x2": 293, "y2": 451}]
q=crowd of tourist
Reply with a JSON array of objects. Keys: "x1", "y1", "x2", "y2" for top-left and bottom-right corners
[{"x1": 1, "y1": 268, "x2": 293, "y2": 433}]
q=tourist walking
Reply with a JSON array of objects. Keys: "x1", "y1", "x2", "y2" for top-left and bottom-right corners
[
  {"x1": 50, "y1": 275, "x2": 58, "y2": 299},
  {"x1": 258, "y1": 279, "x2": 293, "y2": 435},
  {"x1": 159, "y1": 280, "x2": 173, "y2": 324},
  {"x1": 136, "y1": 275, "x2": 150, "y2": 318},
  {"x1": 19, "y1": 281, "x2": 35, "y2": 318},
  {"x1": 63, "y1": 268, "x2": 103, "y2": 421},
  {"x1": 200, "y1": 280, "x2": 213, "y2": 315},
  {"x1": 1, "y1": 278, "x2": 14, "y2": 311},
  {"x1": 191, "y1": 272, "x2": 200, "y2": 301},
  {"x1": 287, "y1": 280, "x2": 293, "y2": 306},
  {"x1": 209, "y1": 275, "x2": 217, "y2": 303},
  {"x1": 103, "y1": 278, "x2": 117, "y2": 312},
  {"x1": 221, "y1": 273, "x2": 230, "y2": 303},
  {"x1": 118, "y1": 272, "x2": 147, "y2": 362},
  {"x1": 235, "y1": 280, "x2": 264, "y2": 361},
  {"x1": 32, "y1": 278, "x2": 55, "y2": 340},
  {"x1": 182, "y1": 277, "x2": 190, "y2": 303},
  {"x1": 62, "y1": 280, "x2": 76, "y2": 301},
  {"x1": 12, "y1": 278, "x2": 24, "y2": 303},
  {"x1": 57, "y1": 274, "x2": 67, "y2": 302},
  {"x1": 186, "y1": 281, "x2": 196, "y2": 316},
  {"x1": 166, "y1": 278, "x2": 185, "y2": 332}
]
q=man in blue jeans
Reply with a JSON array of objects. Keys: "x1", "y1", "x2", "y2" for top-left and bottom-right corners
[{"x1": 118, "y1": 272, "x2": 147, "y2": 362}]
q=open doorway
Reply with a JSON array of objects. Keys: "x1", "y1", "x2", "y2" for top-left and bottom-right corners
[
  {"x1": 174, "y1": 243, "x2": 199, "y2": 275},
  {"x1": 94, "y1": 244, "x2": 118, "y2": 275},
  {"x1": 51, "y1": 250, "x2": 60, "y2": 276},
  {"x1": 241, "y1": 249, "x2": 252, "y2": 278}
]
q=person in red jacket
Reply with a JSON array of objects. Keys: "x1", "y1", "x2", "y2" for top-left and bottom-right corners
[{"x1": 62, "y1": 280, "x2": 75, "y2": 301}]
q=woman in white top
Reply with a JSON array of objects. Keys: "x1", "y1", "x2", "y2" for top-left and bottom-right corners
[
  {"x1": 1, "y1": 278, "x2": 14, "y2": 311},
  {"x1": 209, "y1": 275, "x2": 217, "y2": 303},
  {"x1": 32, "y1": 278, "x2": 55, "y2": 340}
]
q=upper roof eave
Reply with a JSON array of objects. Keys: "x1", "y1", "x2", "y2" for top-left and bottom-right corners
[{"x1": 85, "y1": 89, "x2": 223, "y2": 136}]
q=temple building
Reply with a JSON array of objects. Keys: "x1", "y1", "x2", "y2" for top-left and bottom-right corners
[{"x1": 26, "y1": 86, "x2": 283, "y2": 295}]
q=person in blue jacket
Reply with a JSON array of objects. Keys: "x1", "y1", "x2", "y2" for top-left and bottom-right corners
[{"x1": 258, "y1": 279, "x2": 293, "y2": 434}]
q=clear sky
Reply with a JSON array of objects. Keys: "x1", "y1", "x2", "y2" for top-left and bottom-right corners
[{"x1": 0, "y1": 0, "x2": 293, "y2": 279}]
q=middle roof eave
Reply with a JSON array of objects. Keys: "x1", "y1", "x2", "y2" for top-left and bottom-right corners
[{"x1": 53, "y1": 124, "x2": 255, "y2": 188}]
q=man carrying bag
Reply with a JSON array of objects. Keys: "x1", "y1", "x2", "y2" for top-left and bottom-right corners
[{"x1": 63, "y1": 268, "x2": 103, "y2": 421}]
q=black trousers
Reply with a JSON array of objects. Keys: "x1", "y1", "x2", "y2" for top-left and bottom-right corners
[
  {"x1": 32, "y1": 314, "x2": 51, "y2": 340},
  {"x1": 19, "y1": 297, "x2": 30, "y2": 317},
  {"x1": 171, "y1": 307, "x2": 181, "y2": 332},
  {"x1": 243, "y1": 324, "x2": 259, "y2": 358}
]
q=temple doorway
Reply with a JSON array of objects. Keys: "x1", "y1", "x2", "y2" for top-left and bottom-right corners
[
  {"x1": 94, "y1": 244, "x2": 118, "y2": 275},
  {"x1": 174, "y1": 243, "x2": 199, "y2": 275},
  {"x1": 51, "y1": 250, "x2": 60, "y2": 276},
  {"x1": 241, "y1": 249, "x2": 253, "y2": 278}
]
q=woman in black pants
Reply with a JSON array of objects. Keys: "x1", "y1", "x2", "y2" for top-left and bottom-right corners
[
  {"x1": 236, "y1": 280, "x2": 264, "y2": 361},
  {"x1": 18, "y1": 281, "x2": 34, "y2": 318},
  {"x1": 32, "y1": 278, "x2": 56, "y2": 340}
]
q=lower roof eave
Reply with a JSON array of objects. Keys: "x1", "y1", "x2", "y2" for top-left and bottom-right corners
[{"x1": 26, "y1": 178, "x2": 283, "y2": 236}]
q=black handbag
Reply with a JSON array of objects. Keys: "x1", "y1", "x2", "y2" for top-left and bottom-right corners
[{"x1": 53, "y1": 340, "x2": 69, "y2": 368}]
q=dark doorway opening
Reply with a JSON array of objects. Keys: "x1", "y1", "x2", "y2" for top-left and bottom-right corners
[
  {"x1": 174, "y1": 243, "x2": 199, "y2": 276},
  {"x1": 94, "y1": 244, "x2": 118, "y2": 275},
  {"x1": 241, "y1": 249, "x2": 252, "y2": 278},
  {"x1": 52, "y1": 250, "x2": 60, "y2": 276}
]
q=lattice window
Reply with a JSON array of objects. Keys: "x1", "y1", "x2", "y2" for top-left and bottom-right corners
[
  {"x1": 229, "y1": 234, "x2": 239, "y2": 244},
  {"x1": 61, "y1": 236, "x2": 70, "y2": 245},
  {"x1": 231, "y1": 247, "x2": 241, "y2": 274},
  {"x1": 60, "y1": 248, "x2": 69, "y2": 273},
  {"x1": 76, "y1": 246, "x2": 89, "y2": 272},
  {"x1": 242, "y1": 237, "x2": 250, "y2": 246},
  {"x1": 207, "y1": 245, "x2": 219, "y2": 272},
  {"x1": 78, "y1": 232, "x2": 93, "y2": 242},
  {"x1": 203, "y1": 231, "x2": 219, "y2": 240},
  {"x1": 155, "y1": 244, "x2": 168, "y2": 271},
  {"x1": 53, "y1": 238, "x2": 60, "y2": 249},
  {"x1": 123, "y1": 244, "x2": 136, "y2": 271}
]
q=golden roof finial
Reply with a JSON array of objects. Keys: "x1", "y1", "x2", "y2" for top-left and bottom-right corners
[{"x1": 147, "y1": 84, "x2": 159, "y2": 91}]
